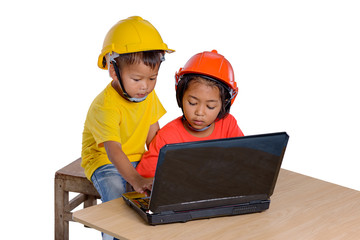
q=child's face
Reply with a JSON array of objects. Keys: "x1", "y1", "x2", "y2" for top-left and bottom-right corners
[
  {"x1": 182, "y1": 81, "x2": 222, "y2": 131},
  {"x1": 119, "y1": 61, "x2": 159, "y2": 99}
]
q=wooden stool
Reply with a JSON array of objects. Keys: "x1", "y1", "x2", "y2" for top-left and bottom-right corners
[{"x1": 55, "y1": 158, "x2": 101, "y2": 240}]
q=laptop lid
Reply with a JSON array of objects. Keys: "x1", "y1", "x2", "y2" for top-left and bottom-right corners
[{"x1": 148, "y1": 132, "x2": 289, "y2": 213}]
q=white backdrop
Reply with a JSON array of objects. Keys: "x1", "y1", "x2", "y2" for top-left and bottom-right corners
[{"x1": 1, "y1": 0, "x2": 359, "y2": 239}]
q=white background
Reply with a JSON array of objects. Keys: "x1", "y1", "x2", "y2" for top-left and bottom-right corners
[{"x1": 1, "y1": 0, "x2": 359, "y2": 239}]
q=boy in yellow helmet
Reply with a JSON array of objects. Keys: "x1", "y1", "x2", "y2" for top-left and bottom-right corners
[{"x1": 81, "y1": 17, "x2": 174, "y2": 219}]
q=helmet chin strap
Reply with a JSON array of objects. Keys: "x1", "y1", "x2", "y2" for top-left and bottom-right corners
[
  {"x1": 182, "y1": 116, "x2": 212, "y2": 132},
  {"x1": 127, "y1": 95, "x2": 147, "y2": 102},
  {"x1": 110, "y1": 56, "x2": 147, "y2": 103}
]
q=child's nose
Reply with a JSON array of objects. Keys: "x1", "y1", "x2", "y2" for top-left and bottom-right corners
[
  {"x1": 140, "y1": 80, "x2": 148, "y2": 90},
  {"x1": 195, "y1": 105, "x2": 205, "y2": 116}
]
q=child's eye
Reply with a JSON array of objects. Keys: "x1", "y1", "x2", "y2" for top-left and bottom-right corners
[
  {"x1": 207, "y1": 106, "x2": 216, "y2": 110},
  {"x1": 188, "y1": 101, "x2": 196, "y2": 106}
]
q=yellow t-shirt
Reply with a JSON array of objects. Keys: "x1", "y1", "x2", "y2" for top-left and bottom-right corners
[{"x1": 81, "y1": 82, "x2": 166, "y2": 180}]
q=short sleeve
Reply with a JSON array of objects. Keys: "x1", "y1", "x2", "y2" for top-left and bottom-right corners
[
  {"x1": 149, "y1": 91, "x2": 166, "y2": 125},
  {"x1": 225, "y1": 114, "x2": 244, "y2": 137}
]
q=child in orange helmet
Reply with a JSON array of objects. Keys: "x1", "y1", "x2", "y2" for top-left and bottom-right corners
[
  {"x1": 137, "y1": 50, "x2": 244, "y2": 178},
  {"x1": 81, "y1": 16, "x2": 174, "y2": 218}
]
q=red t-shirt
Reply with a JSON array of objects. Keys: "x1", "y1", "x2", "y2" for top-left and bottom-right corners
[{"x1": 136, "y1": 114, "x2": 244, "y2": 177}]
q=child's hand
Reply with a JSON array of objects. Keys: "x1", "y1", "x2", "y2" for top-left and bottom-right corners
[{"x1": 133, "y1": 177, "x2": 154, "y2": 197}]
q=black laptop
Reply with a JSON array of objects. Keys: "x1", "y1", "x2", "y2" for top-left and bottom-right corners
[{"x1": 122, "y1": 132, "x2": 289, "y2": 225}]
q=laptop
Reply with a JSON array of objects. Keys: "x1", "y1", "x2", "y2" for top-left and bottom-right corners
[{"x1": 122, "y1": 132, "x2": 289, "y2": 225}]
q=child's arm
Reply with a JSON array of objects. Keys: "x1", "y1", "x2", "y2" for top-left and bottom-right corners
[
  {"x1": 104, "y1": 141, "x2": 153, "y2": 195},
  {"x1": 146, "y1": 121, "x2": 160, "y2": 149}
]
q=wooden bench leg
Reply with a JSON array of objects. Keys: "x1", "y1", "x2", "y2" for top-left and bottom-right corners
[
  {"x1": 84, "y1": 195, "x2": 97, "y2": 208},
  {"x1": 83, "y1": 195, "x2": 97, "y2": 228},
  {"x1": 55, "y1": 178, "x2": 69, "y2": 240}
]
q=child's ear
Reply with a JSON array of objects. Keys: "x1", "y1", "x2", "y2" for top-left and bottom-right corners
[{"x1": 108, "y1": 63, "x2": 118, "y2": 81}]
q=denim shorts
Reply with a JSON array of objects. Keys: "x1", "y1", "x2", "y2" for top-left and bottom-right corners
[{"x1": 91, "y1": 162, "x2": 139, "y2": 203}]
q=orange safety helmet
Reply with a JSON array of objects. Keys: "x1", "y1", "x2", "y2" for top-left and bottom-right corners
[{"x1": 175, "y1": 50, "x2": 238, "y2": 105}]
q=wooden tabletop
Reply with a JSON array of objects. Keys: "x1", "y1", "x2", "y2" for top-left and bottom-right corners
[{"x1": 73, "y1": 169, "x2": 360, "y2": 240}]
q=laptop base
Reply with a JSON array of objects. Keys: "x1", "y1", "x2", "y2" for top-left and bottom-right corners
[{"x1": 123, "y1": 193, "x2": 270, "y2": 225}]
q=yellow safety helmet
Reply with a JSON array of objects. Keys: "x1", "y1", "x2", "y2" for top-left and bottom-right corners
[{"x1": 98, "y1": 16, "x2": 174, "y2": 69}]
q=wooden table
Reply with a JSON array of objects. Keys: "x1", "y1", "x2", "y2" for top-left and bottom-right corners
[{"x1": 73, "y1": 169, "x2": 360, "y2": 240}]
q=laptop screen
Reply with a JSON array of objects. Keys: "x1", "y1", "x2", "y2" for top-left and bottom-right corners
[{"x1": 149, "y1": 132, "x2": 289, "y2": 213}]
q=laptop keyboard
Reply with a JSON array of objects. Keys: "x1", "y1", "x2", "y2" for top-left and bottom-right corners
[{"x1": 133, "y1": 197, "x2": 150, "y2": 210}]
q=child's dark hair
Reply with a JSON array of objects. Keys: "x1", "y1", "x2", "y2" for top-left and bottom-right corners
[
  {"x1": 176, "y1": 74, "x2": 232, "y2": 120},
  {"x1": 114, "y1": 50, "x2": 165, "y2": 69}
]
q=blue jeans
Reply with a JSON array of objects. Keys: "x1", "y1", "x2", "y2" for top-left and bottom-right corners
[{"x1": 91, "y1": 162, "x2": 138, "y2": 240}]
